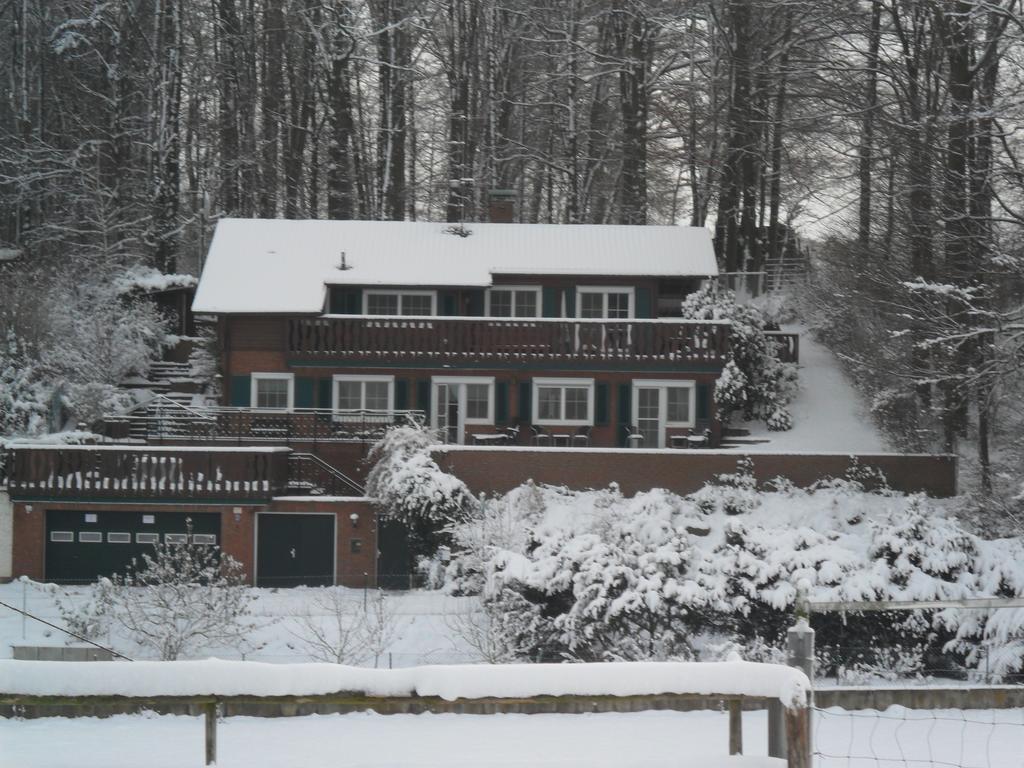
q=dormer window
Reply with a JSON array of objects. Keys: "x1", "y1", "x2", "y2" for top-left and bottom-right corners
[{"x1": 364, "y1": 290, "x2": 436, "y2": 316}]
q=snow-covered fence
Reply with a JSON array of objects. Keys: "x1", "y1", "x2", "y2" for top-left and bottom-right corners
[{"x1": 0, "y1": 659, "x2": 812, "y2": 767}]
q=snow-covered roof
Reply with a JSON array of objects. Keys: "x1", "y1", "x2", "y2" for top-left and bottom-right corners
[
  {"x1": 192, "y1": 219, "x2": 718, "y2": 315},
  {"x1": 115, "y1": 266, "x2": 198, "y2": 295}
]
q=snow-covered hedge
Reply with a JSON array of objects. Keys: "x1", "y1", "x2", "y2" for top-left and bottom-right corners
[
  {"x1": 680, "y1": 285, "x2": 797, "y2": 430},
  {"x1": 365, "y1": 426, "x2": 477, "y2": 525},
  {"x1": 440, "y1": 463, "x2": 1024, "y2": 679}
]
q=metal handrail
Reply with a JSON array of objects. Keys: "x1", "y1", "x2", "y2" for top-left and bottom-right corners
[{"x1": 289, "y1": 452, "x2": 365, "y2": 496}]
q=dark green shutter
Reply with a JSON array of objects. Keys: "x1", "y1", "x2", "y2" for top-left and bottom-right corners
[
  {"x1": 519, "y1": 381, "x2": 532, "y2": 422},
  {"x1": 564, "y1": 288, "x2": 576, "y2": 317},
  {"x1": 617, "y1": 383, "x2": 631, "y2": 446},
  {"x1": 542, "y1": 287, "x2": 560, "y2": 317},
  {"x1": 595, "y1": 382, "x2": 609, "y2": 426},
  {"x1": 697, "y1": 382, "x2": 710, "y2": 421},
  {"x1": 467, "y1": 290, "x2": 485, "y2": 317},
  {"x1": 417, "y1": 379, "x2": 431, "y2": 414},
  {"x1": 496, "y1": 381, "x2": 509, "y2": 423},
  {"x1": 441, "y1": 291, "x2": 457, "y2": 316},
  {"x1": 295, "y1": 377, "x2": 314, "y2": 408},
  {"x1": 636, "y1": 286, "x2": 653, "y2": 318},
  {"x1": 318, "y1": 378, "x2": 332, "y2": 409},
  {"x1": 395, "y1": 379, "x2": 409, "y2": 410},
  {"x1": 230, "y1": 375, "x2": 251, "y2": 407}
]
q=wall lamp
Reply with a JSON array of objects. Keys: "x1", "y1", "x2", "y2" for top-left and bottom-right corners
[{"x1": 349, "y1": 512, "x2": 360, "y2": 529}]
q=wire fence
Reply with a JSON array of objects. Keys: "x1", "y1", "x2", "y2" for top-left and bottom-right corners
[{"x1": 812, "y1": 705, "x2": 1024, "y2": 768}]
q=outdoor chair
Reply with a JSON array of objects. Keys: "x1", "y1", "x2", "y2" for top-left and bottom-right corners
[
  {"x1": 624, "y1": 425, "x2": 644, "y2": 448},
  {"x1": 531, "y1": 425, "x2": 552, "y2": 447},
  {"x1": 572, "y1": 425, "x2": 592, "y2": 447}
]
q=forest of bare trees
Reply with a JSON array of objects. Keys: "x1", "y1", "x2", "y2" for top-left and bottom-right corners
[{"x1": 2, "y1": 0, "x2": 1024, "y2": 501}]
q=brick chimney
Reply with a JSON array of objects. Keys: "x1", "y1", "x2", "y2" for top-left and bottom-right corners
[{"x1": 488, "y1": 189, "x2": 517, "y2": 223}]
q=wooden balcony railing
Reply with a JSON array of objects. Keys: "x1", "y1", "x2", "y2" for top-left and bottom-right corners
[
  {"x1": 4, "y1": 445, "x2": 291, "y2": 500},
  {"x1": 289, "y1": 316, "x2": 731, "y2": 365}
]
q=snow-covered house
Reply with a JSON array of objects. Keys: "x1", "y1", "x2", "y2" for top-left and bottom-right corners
[
  {"x1": 2, "y1": 219, "x2": 739, "y2": 589},
  {"x1": 191, "y1": 218, "x2": 726, "y2": 450}
]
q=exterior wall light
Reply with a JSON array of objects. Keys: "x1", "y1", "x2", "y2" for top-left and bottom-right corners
[{"x1": 349, "y1": 512, "x2": 359, "y2": 528}]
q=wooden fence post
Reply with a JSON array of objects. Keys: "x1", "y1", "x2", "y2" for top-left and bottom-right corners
[
  {"x1": 728, "y1": 699, "x2": 743, "y2": 755},
  {"x1": 784, "y1": 705, "x2": 811, "y2": 768},
  {"x1": 204, "y1": 701, "x2": 217, "y2": 766}
]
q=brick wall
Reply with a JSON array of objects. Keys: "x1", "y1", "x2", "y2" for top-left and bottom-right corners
[
  {"x1": 434, "y1": 448, "x2": 959, "y2": 498},
  {"x1": 9, "y1": 499, "x2": 377, "y2": 588},
  {"x1": 266, "y1": 498, "x2": 377, "y2": 587}
]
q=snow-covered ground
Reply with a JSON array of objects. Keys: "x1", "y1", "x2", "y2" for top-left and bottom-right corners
[
  {"x1": 0, "y1": 581, "x2": 480, "y2": 666},
  {"x1": 742, "y1": 325, "x2": 889, "y2": 453},
  {"x1": 3, "y1": 707, "x2": 1023, "y2": 768}
]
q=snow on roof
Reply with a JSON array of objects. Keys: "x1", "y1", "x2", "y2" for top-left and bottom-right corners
[
  {"x1": 0, "y1": 659, "x2": 810, "y2": 709},
  {"x1": 192, "y1": 219, "x2": 718, "y2": 315},
  {"x1": 115, "y1": 266, "x2": 198, "y2": 295}
]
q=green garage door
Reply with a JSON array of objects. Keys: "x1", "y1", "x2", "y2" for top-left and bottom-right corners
[
  {"x1": 256, "y1": 513, "x2": 335, "y2": 588},
  {"x1": 45, "y1": 510, "x2": 221, "y2": 584}
]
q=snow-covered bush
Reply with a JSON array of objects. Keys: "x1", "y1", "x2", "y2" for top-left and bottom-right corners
[
  {"x1": 60, "y1": 524, "x2": 257, "y2": 660},
  {"x1": 366, "y1": 425, "x2": 477, "y2": 525},
  {"x1": 681, "y1": 285, "x2": 797, "y2": 429},
  {"x1": 288, "y1": 588, "x2": 397, "y2": 666},
  {"x1": 441, "y1": 473, "x2": 1024, "y2": 678},
  {"x1": 0, "y1": 330, "x2": 49, "y2": 436}
]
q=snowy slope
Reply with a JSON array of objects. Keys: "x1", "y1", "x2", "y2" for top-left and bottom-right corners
[{"x1": 741, "y1": 325, "x2": 888, "y2": 452}]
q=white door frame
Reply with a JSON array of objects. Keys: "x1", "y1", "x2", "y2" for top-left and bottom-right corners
[
  {"x1": 431, "y1": 376, "x2": 495, "y2": 445},
  {"x1": 631, "y1": 380, "x2": 697, "y2": 449},
  {"x1": 254, "y1": 511, "x2": 338, "y2": 587}
]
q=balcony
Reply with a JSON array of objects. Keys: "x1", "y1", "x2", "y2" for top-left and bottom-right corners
[
  {"x1": 4, "y1": 445, "x2": 291, "y2": 501},
  {"x1": 288, "y1": 316, "x2": 731, "y2": 366}
]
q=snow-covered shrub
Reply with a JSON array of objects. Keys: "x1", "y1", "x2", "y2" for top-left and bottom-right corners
[
  {"x1": 288, "y1": 588, "x2": 397, "y2": 666},
  {"x1": 441, "y1": 478, "x2": 1024, "y2": 676},
  {"x1": 689, "y1": 457, "x2": 761, "y2": 516},
  {"x1": 0, "y1": 330, "x2": 49, "y2": 436},
  {"x1": 681, "y1": 285, "x2": 797, "y2": 429},
  {"x1": 62, "y1": 524, "x2": 257, "y2": 660},
  {"x1": 366, "y1": 425, "x2": 477, "y2": 525}
]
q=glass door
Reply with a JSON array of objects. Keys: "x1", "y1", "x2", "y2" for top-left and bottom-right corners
[
  {"x1": 636, "y1": 387, "x2": 663, "y2": 448},
  {"x1": 434, "y1": 382, "x2": 462, "y2": 444}
]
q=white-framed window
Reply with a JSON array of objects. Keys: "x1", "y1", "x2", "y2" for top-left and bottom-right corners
[
  {"x1": 136, "y1": 532, "x2": 160, "y2": 545},
  {"x1": 532, "y1": 377, "x2": 595, "y2": 426},
  {"x1": 107, "y1": 532, "x2": 131, "y2": 544},
  {"x1": 364, "y1": 290, "x2": 437, "y2": 316},
  {"x1": 165, "y1": 533, "x2": 188, "y2": 545},
  {"x1": 50, "y1": 531, "x2": 73, "y2": 543},
  {"x1": 333, "y1": 374, "x2": 395, "y2": 413},
  {"x1": 79, "y1": 532, "x2": 102, "y2": 543},
  {"x1": 192, "y1": 534, "x2": 217, "y2": 546},
  {"x1": 631, "y1": 380, "x2": 697, "y2": 448},
  {"x1": 577, "y1": 286, "x2": 635, "y2": 319},
  {"x1": 251, "y1": 372, "x2": 294, "y2": 411},
  {"x1": 486, "y1": 286, "x2": 542, "y2": 318}
]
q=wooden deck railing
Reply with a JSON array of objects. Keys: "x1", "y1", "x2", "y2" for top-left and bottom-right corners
[
  {"x1": 289, "y1": 316, "x2": 731, "y2": 365},
  {"x1": 4, "y1": 445, "x2": 291, "y2": 500},
  {"x1": 765, "y1": 330, "x2": 800, "y2": 363}
]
